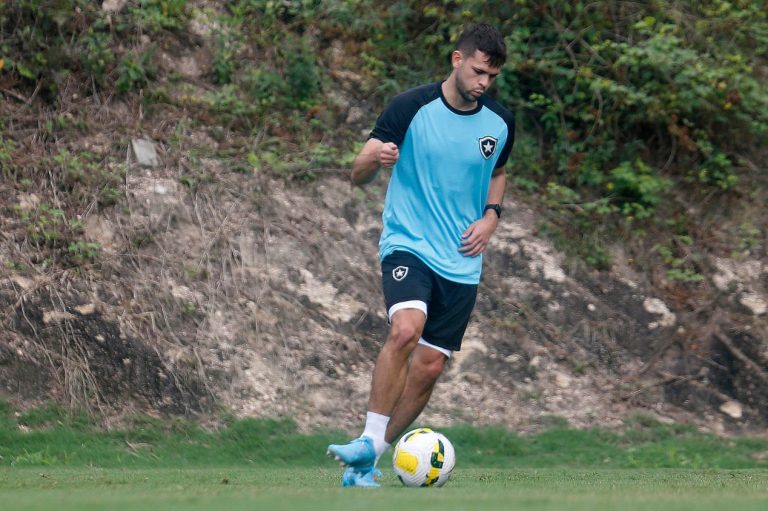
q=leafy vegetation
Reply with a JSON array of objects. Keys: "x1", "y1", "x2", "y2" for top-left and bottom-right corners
[{"x1": 1, "y1": 0, "x2": 764, "y2": 276}]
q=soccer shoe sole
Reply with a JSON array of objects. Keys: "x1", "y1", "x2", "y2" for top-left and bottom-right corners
[
  {"x1": 341, "y1": 467, "x2": 382, "y2": 488},
  {"x1": 326, "y1": 437, "x2": 375, "y2": 468}
]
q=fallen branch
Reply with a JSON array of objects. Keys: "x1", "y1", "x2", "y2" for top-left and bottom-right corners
[
  {"x1": 1, "y1": 88, "x2": 28, "y2": 102},
  {"x1": 628, "y1": 335, "x2": 681, "y2": 380},
  {"x1": 714, "y1": 332, "x2": 768, "y2": 384},
  {"x1": 1, "y1": 80, "x2": 41, "y2": 105},
  {"x1": 620, "y1": 371, "x2": 690, "y2": 401}
]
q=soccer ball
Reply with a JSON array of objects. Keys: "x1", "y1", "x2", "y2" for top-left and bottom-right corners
[{"x1": 392, "y1": 428, "x2": 455, "y2": 487}]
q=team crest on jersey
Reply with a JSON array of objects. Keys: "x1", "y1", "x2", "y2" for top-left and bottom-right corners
[
  {"x1": 478, "y1": 136, "x2": 498, "y2": 160},
  {"x1": 393, "y1": 266, "x2": 409, "y2": 282}
]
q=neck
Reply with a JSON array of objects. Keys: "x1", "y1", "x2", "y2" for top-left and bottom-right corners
[{"x1": 441, "y1": 75, "x2": 477, "y2": 111}]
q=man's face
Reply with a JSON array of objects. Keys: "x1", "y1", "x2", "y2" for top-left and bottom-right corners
[{"x1": 453, "y1": 49, "x2": 501, "y2": 104}]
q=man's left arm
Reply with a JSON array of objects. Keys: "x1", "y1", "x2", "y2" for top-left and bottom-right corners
[{"x1": 459, "y1": 167, "x2": 506, "y2": 257}]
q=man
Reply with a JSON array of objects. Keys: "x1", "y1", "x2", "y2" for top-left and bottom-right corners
[{"x1": 327, "y1": 23, "x2": 514, "y2": 487}]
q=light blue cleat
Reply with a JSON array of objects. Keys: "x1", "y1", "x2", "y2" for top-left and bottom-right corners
[
  {"x1": 341, "y1": 466, "x2": 382, "y2": 488},
  {"x1": 326, "y1": 436, "x2": 376, "y2": 469}
]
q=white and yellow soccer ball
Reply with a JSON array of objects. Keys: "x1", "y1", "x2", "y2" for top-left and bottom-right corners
[{"x1": 392, "y1": 427, "x2": 456, "y2": 487}]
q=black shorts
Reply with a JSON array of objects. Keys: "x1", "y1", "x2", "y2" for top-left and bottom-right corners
[{"x1": 381, "y1": 251, "x2": 478, "y2": 352}]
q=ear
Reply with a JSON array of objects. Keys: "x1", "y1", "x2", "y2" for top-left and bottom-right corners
[{"x1": 450, "y1": 50, "x2": 463, "y2": 69}]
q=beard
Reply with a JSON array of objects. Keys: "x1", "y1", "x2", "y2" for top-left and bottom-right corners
[{"x1": 455, "y1": 74, "x2": 479, "y2": 104}]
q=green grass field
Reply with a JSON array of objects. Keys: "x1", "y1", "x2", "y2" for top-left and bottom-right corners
[
  {"x1": 1, "y1": 402, "x2": 768, "y2": 510},
  {"x1": 2, "y1": 467, "x2": 768, "y2": 511}
]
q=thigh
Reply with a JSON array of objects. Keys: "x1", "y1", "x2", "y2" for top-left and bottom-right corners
[
  {"x1": 422, "y1": 278, "x2": 478, "y2": 352},
  {"x1": 381, "y1": 251, "x2": 433, "y2": 320}
]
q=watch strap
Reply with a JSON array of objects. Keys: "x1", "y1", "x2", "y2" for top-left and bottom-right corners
[{"x1": 484, "y1": 204, "x2": 502, "y2": 218}]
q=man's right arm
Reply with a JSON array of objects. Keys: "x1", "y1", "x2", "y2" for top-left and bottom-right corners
[{"x1": 351, "y1": 139, "x2": 399, "y2": 186}]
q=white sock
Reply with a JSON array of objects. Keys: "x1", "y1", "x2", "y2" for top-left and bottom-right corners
[{"x1": 361, "y1": 411, "x2": 391, "y2": 460}]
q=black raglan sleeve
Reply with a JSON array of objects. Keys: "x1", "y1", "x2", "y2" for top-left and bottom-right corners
[
  {"x1": 494, "y1": 109, "x2": 515, "y2": 169},
  {"x1": 483, "y1": 98, "x2": 516, "y2": 169},
  {"x1": 369, "y1": 83, "x2": 439, "y2": 146}
]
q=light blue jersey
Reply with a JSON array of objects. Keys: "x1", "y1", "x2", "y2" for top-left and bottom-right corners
[{"x1": 370, "y1": 82, "x2": 515, "y2": 284}]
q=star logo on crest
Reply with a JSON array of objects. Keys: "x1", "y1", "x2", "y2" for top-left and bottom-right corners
[
  {"x1": 393, "y1": 266, "x2": 409, "y2": 282},
  {"x1": 479, "y1": 136, "x2": 498, "y2": 160}
]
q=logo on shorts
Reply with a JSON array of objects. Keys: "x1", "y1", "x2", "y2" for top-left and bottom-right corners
[
  {"x1": 392, "y1": 266, "x2": 409, "y2": 282},
  {"x1": 479, "y1": 136, "x2": 498, "y2": 160}
]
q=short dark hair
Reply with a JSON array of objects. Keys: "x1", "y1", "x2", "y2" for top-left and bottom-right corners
[{"x1": 455, "y1": 23, "x2": 507, "y2": 68}]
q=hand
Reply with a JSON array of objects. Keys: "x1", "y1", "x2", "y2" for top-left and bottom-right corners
[
  {"x1": 378, "y1": 142, "x2": 399, "y2": 168},
  {"x1": 458, "y1": 214, "x2": 498, "y2": 257}
]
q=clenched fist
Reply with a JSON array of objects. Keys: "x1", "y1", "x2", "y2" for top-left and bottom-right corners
[{"x1": 378, "y1": 142, "x2": 399, "y2": 168}]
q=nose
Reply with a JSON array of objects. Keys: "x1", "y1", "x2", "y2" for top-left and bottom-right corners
[{"x1": 478, "y1": 75, "x2": 489, "y2": 89}]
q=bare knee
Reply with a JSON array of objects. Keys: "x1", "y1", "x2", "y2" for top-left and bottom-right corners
[
  {"x1": 418, "y1": 354, "x2": 446, "y2": 383},
  {"x1": 409, "y1": 347, "x2": 446, "y2": 385},
  {"x1": 387, "y1": 321, "x2": 421, "y2": 351},
  {"x1": 386, "y1": 310, "x2": 425, "y2": 351}
]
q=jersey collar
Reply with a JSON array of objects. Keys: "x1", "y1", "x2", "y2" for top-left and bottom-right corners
[{"x1": 438, "y1": 81, "x2": 483, "y2": 116}]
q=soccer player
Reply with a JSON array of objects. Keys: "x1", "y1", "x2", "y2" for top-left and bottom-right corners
[{"x1": 327, "y1": 23, "x2": 514, "y2": 487}]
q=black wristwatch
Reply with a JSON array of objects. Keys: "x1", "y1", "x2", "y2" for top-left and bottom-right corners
[{"x1": 484, "y1": 203, "x2": 502, "y2": 218}]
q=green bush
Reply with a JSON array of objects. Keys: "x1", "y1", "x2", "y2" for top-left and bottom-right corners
[
  {"x1": 609, "y1": 160, "x2": 671, "y2": 220},
  {"x1": 116, "y1": 49, "x2": 155, "y2": 94},
  {"x1": 131, "y1": 0, "x2": 189, "y2": 33},
  {"x1": 77, "y1": 28, "x2": 115, "y2": 86},
  {"x1": 211, "y1": 22, "x2": 242, "y2": 85},
  {"x1": 1, "y1": 0, "x2": 766, "y2": 272}
]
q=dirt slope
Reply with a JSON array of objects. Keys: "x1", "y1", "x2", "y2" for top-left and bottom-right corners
[
  {"x1": 2, "y1": 1, "x2": 767, "y2": 435},
  {"x1": 3, "y1": 155, "x2": 767, "y2": 434}
]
